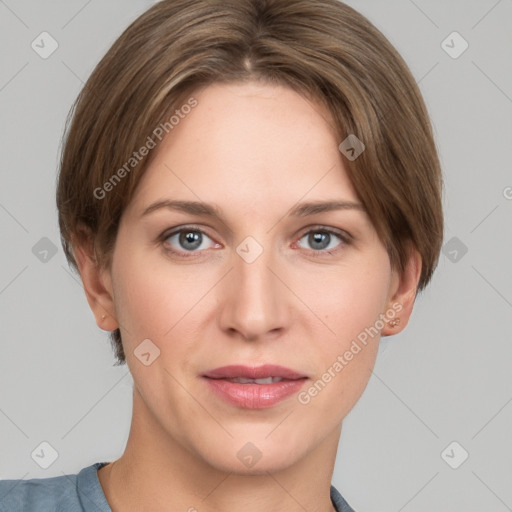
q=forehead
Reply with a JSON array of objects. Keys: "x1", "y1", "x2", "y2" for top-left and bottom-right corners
[{"x1": 127, "y1": 81, "x2": 360, "y2": 216}]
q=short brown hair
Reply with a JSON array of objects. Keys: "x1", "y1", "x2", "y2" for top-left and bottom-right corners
[{"x1": 57, "y1": 0, "x2": 444, "y2": 365}]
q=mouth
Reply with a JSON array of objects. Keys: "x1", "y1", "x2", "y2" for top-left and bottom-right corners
[
  {"x1": 202, "y1": 364, "x2": 307, "y2": 381},
  {"x1": 217, "y1": 376, "x2": 289, "y2": 384},
  {"x1": 201, "y1": 364, "x2": 309, "y2": 409}
]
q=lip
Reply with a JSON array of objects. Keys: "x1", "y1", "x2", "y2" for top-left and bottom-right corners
[
  {"x1": 201, "y1": 365, "x2": 309, "y2": 409},
  {"x1": 202, "y1": 364, "x2": 307, "y2": 380}
]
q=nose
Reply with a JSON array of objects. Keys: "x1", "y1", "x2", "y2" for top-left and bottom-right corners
[{"x1": 217, "y1": 241, "x2": 290, "y2": 341}]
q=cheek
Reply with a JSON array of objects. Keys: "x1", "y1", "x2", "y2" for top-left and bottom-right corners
[
  {"x1": 111, "y1": 246, "x2": 216, "y2": 350},
  {"x1": 296, "y1": 255, "x2": 391, "y2": 412},
  {"x1": 302, "y1": 253, "x2": 391, "y2": 347}
]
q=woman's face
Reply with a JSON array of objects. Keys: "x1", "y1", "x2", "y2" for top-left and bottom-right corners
[{"x1": 100, "y1": 81, "x2": 407, "y2": 474}]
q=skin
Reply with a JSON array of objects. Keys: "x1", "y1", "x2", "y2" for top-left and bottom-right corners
[{"x1": 75, "y1": 81, "x2": 421, "y2": 512}]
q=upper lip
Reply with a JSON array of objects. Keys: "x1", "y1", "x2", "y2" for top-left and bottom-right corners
[{"x1": 202, "y1": 364, "x2": 307, "y2": 380}]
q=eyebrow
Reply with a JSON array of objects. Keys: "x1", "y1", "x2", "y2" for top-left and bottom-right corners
[{"x1": 141, "y1": 199, "x2": 366, "y2": 221}]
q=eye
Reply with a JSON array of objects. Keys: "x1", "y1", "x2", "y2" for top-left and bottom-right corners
[
  {"x1": 160, "y1": 225, "x2": 350, "y2": 259},
  {"x1": 295, "y1": 227, "x2": 349, "y2": 256},
  {"x1": 162, "y1": 226, "x2": 219, "y2": 257}
]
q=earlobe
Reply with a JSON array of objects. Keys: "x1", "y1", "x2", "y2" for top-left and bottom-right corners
[
  {"x1": 381, "y1": 246, "x2": 422, "y2": 337},
  {"x1": 72, "y1": 231, "x2": 119, "y2": 332}
]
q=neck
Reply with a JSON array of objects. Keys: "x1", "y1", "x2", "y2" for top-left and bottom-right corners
[{"x1": 98, "y1": 387, "x2": 341, "y2": 512}]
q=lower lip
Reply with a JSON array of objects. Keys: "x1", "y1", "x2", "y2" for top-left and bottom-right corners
[{"x1": 202, "y1": 377, "x2": 308, "y2": 409}]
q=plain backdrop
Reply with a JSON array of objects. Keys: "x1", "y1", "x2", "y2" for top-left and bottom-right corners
[{"x1": 1, "y1": 1, "x2": 511, "y2": 511}]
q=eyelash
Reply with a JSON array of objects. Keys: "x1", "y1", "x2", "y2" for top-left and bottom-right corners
[{"x1": 159, "y1": 225, "x2": 351, "y2": 259}]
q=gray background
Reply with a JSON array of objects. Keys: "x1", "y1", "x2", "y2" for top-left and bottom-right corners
[{"x1": 1, "y1": 1, "x2": 511, "y2": 511}]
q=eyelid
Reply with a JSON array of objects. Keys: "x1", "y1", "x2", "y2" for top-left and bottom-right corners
[
  {"x1": 160, "y1": 223, "x2": 352, "y2": 242},
  {"x1": 160, "y1": 224, "x2": 214, "y2": 241},
  {"x1": 296, "y1": 224, "x2": 352, "y2": 243}
]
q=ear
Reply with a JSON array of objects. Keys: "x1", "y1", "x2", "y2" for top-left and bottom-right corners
[
  {"x1": 381, "y1": 244, "x2": 422, "y2": 337},
  {"x1": 72, "y1": 229, "x2": 119, "y2": 332}
]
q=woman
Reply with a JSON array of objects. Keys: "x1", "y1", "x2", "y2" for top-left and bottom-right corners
[{"x1": 0, "y1": 0, "x2": 443, "y2": 510}]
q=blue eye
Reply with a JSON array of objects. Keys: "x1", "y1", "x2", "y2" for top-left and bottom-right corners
[
  {"x1": 163, "y1": 227, "x2": 217, "y2": 256},
  {"x1": 296, "y1": 229, "x2": 347, "y2": 255},
  {"x1": 160, "y1": 225, "x2": 349, "y2": 259}
]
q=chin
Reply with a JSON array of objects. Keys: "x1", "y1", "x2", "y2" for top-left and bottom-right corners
[
  {"x1": 198, "y1": 437, "x2": 307, "y2": 476},
  {"x1": 211, "y1": 454, "x2": 300, "y2": 476}
]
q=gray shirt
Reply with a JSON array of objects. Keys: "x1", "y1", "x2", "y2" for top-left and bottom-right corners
[{"x1": 0, "y1": 462, "x2": 356, "y2": 511}]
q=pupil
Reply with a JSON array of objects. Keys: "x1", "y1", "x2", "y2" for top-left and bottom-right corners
[
  {"x1": 180, "y1": 231, "x2": 201, "y2": 250},
  {"x1": 310, "y1": 232, "x2": 329, "y2": 250}
]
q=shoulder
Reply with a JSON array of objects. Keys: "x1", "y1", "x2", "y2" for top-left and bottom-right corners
[
  {"x1": 330, "y1": 484, "x2": 357, "y2": 512},
  {"x1": 0, "y1": 462, "x2": 110, "y2": 512}
]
